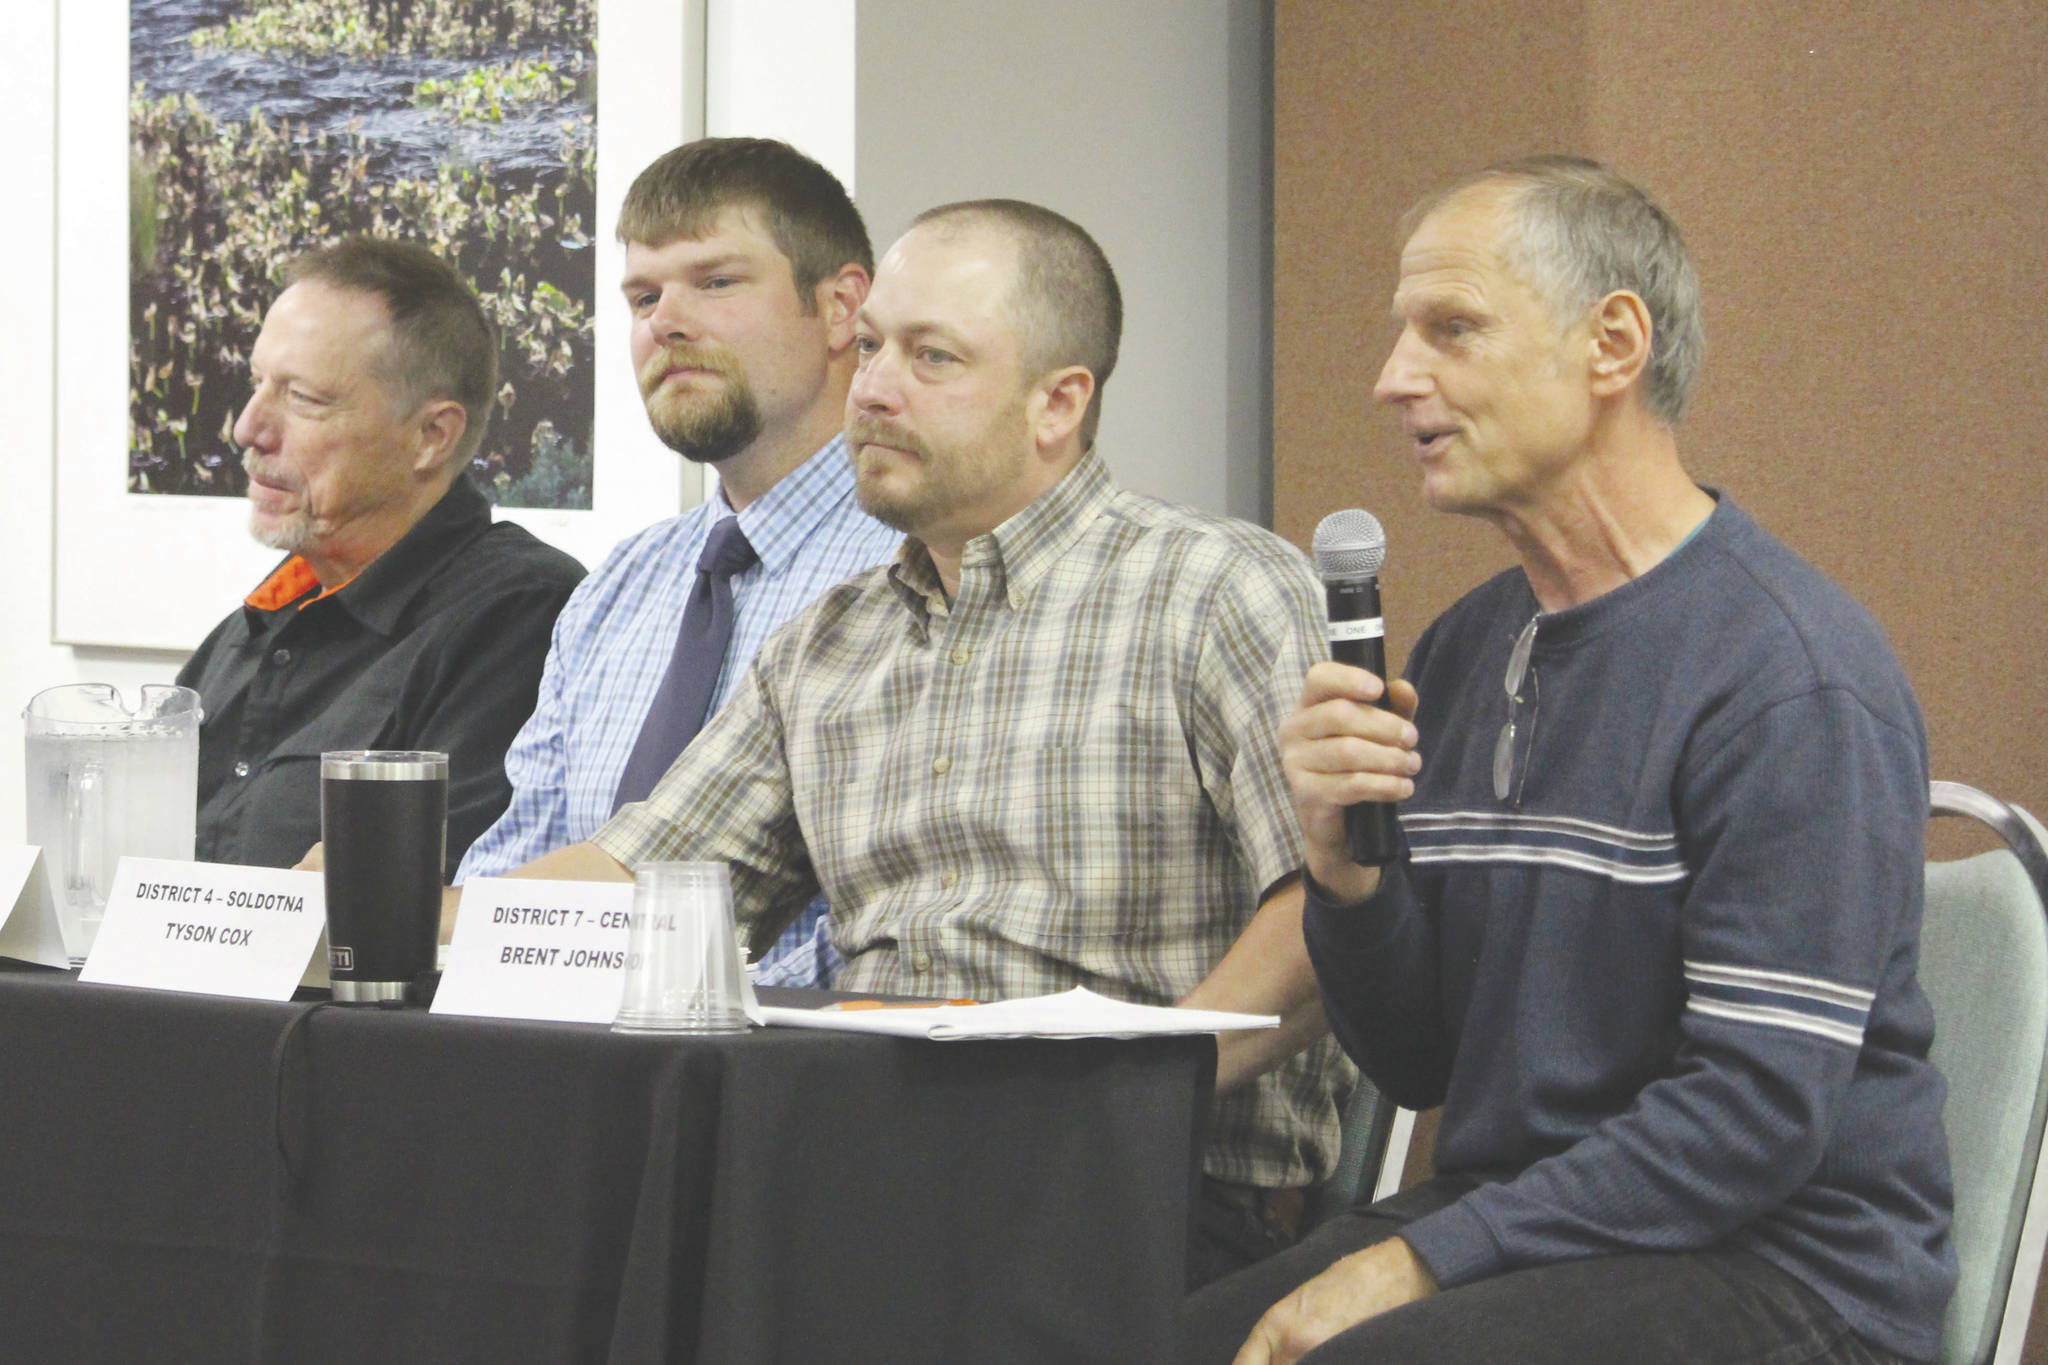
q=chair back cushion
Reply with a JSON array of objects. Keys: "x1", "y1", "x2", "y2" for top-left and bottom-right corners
[{"x1": 1923, "y1": 849, "x2": 2048, "y2": 1365}]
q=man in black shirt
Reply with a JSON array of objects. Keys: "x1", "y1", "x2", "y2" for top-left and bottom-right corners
[{"x1": 177, "y1": 238, "x2": 584, "y2": 879}]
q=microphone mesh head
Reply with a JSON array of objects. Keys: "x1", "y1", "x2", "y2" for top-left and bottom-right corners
[{"x1": 1312, "y1": 509, "x2": 1386, "y2": 581}]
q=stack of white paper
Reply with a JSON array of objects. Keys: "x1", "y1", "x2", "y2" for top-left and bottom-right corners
[{"x1": 756, "y1": 986, "x2": 1278, "y2": 1040}]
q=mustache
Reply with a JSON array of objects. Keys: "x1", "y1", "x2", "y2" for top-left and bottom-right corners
[
  {"x1": 241, "y1": 450, "x2": 300, "y2": 491},
  {"x1": 637, "y1": 343, "x2": 739, "y2": 398},
  {"x1": 846, "y1": 416, "x2": 927, "y2": 459}
]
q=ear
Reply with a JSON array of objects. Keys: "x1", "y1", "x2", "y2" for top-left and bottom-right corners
[
  {"x1": 818, "y1": 263, "x2": 871, "y2": 354},
  {"x1": 1027, "y1": 365, "x2": 1095, "y2": 452},
  {"x1": 412, "y1": 398, "x2": 469, "y2": 476},
  {"x1": 1587, "y1": 289, "x2": 1653, "y2": 400}
]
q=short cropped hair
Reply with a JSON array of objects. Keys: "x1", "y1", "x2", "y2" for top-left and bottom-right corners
[
  {"x1": 1410, "y1": 155, "x2": 1705, "y2": 425},
  {"x1": 616, "y1": 137, "x2": 873, "y2": 308},
  {"x1": 911, "y1": 199, "x2": 1123, "y2": 448},
  {"x1": 283, "y1": 236, "x2": 498, "y2": 467}
]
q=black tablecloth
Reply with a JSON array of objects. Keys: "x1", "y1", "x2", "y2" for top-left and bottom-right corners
[{"x1": 0, "y1": 967, "x2": 1212, "y2": 1364}]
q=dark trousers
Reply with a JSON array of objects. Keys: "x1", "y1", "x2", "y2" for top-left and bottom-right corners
[
  {"x1": 1189, "y1": 1176, "x2": 1310, "y2": 1291},
  {"x1": 1185, "y1": 1179, "x2": 1906, "y2": 1365}
]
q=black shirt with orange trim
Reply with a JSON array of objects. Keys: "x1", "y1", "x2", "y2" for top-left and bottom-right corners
[{"x1": 176, "y1": 476, "x2": 585, "y2": 878}]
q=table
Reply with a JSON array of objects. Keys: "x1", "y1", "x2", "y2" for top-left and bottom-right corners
[{"x1": 0, "y1": 966, "x2": 1213, "y2": 1364}]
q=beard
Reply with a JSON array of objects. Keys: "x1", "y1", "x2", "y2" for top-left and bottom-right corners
[
  {"x1": 248, "y1": 509, "x2": 312, "y2": 555},
  {"x1": 846, "y1": 413, "x2": 1018, "y2": 536},
  {"x1": 638, "y1": 343, "x2": 762, "y2": 464},
  {"x1": 243, "y1": 452, "x2": 313, "y2": 554}
]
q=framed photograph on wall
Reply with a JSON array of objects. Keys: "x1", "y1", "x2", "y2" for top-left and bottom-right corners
[{"x1": 55, "y1": 0, "x2": 705, "y2": 650}]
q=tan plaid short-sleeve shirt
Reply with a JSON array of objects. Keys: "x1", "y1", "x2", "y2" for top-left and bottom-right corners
[{"x1": 594, "y1": 454, "x2": 1348, "y2": 1186}]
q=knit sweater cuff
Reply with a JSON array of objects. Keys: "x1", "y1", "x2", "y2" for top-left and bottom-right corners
[
  {"x1": 1396, "y1": 1197, "x2": 1507, "y2": 1289},
  {"x1": 1302, "y1": 865, "x2": 1414, "y2": 954}
]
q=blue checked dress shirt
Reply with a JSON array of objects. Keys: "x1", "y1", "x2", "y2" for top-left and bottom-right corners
[{"x1": 455, "y1": 434, "x2": 901, "y2": 983}]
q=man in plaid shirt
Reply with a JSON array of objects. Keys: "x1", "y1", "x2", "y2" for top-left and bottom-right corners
[{"x1": 492, "y1": 199, "x2": 1349, "y2": 1283}]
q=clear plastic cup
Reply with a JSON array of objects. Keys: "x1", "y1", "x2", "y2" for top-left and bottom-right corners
[{"x1": 611, "y1": 862, "x2": 750, "y2": 1034}]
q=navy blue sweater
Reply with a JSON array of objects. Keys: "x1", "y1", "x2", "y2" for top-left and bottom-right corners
[{"x1": 1305, "y1": 499, "x2": 1956, "y2": 1361}]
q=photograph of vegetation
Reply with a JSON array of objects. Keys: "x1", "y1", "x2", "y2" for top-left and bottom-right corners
[{"x1": 129, "y1": 0, "x2": 597, "y2": 509}]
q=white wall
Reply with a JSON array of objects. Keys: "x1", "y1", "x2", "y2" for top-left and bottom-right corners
[
  {"x1": 3, "y1": 3, "x2": 186, "y2": 843},
  {"x1": 854, "y1": 0, "x2": 1272, "y2": 523},
  {"x1": 707, "y1": 0, "x2": 856, "y2": 182}
]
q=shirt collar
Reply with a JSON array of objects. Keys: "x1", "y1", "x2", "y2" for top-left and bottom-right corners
[
  {"x1": 242, "y1": 476, "x2": 495, "y2": 637},
  {"x1": 888, "y1": 539, "x2": 947, "y2": 621},
  {"x1": 243, "y1": 556, "x2": 333, "y2": 612},
  {"x1": 727, "y1": 433, "x2": 874, "y2": 577},
  {"x1": 975, "y1": 451, "x2": 1117, "y2": 603},
  {"x1": 888, "y1": 452, "x2": 1117, "y2": 618}
]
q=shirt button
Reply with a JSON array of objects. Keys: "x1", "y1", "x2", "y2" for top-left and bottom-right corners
[
  {"x1": 233, "y1": 761, "x2": 251, "y2": 778},
  {"x1": 913, "y1": 951, "x2": 933, "y2": 973},
  {"x1": 950, "y1": 645, "x2": 971, "y2": 666},
  {"x1": 940, "y1": 869, "x2": 960, "y2": 889},
  {"x1": 270, "y1": 648, "x2": 291, "y2": 666},
  {"x1": 931, "y1": 755, "x2": 952, "y2": 776}
]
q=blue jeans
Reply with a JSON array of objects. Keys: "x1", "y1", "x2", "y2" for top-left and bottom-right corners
[{"x1": 1185, "y1": 1178, "x2": 1907, "y2": 1365}]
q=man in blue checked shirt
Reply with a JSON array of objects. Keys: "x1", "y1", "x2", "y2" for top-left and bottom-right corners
[
  {"x1": 1194, "y1": 158, "x2": 1954, "y2": 1364},
  {"x1": 454, "y1": 139, "x2": 900, "y2": 984}
]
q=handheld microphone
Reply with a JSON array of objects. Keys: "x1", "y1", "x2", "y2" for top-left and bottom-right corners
[{"x1": 1311, "y1": 509, "x2": 1401, "y2": 866}]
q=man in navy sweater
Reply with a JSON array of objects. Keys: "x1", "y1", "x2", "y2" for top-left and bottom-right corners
[{"x1": 1189, "y1": 158, "x2": 1955, "y2": 1364}]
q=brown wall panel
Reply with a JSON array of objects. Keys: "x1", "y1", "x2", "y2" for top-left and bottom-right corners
[
  {"x1": 1277, "y1": 0, "x2": 2045, "y2": 823},
  {"x1": 1279, "y1": 0, "x2": 2048, "y2": 1353}
]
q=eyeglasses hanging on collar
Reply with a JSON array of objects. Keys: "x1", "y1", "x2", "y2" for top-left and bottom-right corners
[{"x1": 1492, "y1": 614, "x2": 1541, "y2": 803}]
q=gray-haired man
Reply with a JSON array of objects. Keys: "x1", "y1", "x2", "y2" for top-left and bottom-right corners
[
  {"x1": 181, "y1": 236, "x2": 583, "y2": 879},
  {"x1": 1194, "y1": 157, "x2": 1953, "y2": 1365}
]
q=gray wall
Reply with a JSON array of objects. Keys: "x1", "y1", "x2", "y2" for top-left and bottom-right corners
[{"x1": 855, "y1": 0, "x2": 1272, "y2": 524}]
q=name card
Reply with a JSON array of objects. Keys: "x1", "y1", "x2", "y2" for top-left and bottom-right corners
[
  {"x1": 79, "y1": 857, "x2": 327, "y2": 1001},
  {"x1": 432, "y1": 877, "x2": 636, "y2": 1023},
  {"x1": 0, "y1": 845, "x2": 70, "y2": 967}
]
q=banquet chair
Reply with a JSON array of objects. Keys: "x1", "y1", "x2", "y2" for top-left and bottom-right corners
[
  {"x1": 1923, "y1": 780, "x2": 2048, "y2": 1365},
  {"x1": 1308, "y1": 1073, "x2": 1407, "y2": 1226}
]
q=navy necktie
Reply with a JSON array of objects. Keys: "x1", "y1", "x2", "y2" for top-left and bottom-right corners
[{"x1": 611, "y1": 516, "x2": 759, "y2": 811}]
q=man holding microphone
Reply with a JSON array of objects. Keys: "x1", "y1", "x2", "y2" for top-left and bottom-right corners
[{"x1": 1192, "y1": 158, "x2": 1954, "y2": 1364}]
